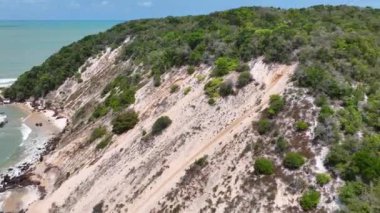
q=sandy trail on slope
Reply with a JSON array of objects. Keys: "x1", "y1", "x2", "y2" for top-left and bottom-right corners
[
  {"x1": 129, "y1": 64, "x2": 296, "y2": 212},
  {"x1": 25, "y1": 60, "x2": 296, "y2": 213}
]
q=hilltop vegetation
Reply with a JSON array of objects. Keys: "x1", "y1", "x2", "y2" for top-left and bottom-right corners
[
  {"x1": 6, "y1": 5, "x2": 380, "y2": 102},
  {"x1": 5, "y1": 5, "x2": 380, "y2": 211}
]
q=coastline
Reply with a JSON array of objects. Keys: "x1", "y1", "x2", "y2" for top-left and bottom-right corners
[
  {"x1": 0, "y1": 101, "x2": 67, "y2": 177},
  {"x1": 0, "y1": 102, "x2": 67, "y2": 212},
  {"x1": 0, "y1": 103, "x2": 66, "y2": 176}
]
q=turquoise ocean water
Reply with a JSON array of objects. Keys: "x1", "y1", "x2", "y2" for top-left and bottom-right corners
[{"x1": 0, "y1": 20, "x2": 120, "y2": 173}]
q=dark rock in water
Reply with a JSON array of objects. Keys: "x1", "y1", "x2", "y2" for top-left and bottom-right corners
[{"x1": 8, "y1": 168, "x2": 13, "y2": 171}]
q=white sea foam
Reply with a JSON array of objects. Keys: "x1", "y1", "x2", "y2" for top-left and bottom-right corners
[
  {"x1": 20, "y1": 123, "x2": 32, "y2": 142},
  {"x1": 0, "y1": 78, "x2": 16, "y2": 88}
]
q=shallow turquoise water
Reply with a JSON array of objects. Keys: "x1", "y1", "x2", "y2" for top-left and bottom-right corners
[
  {"x1": 0, "y1": 20, "x2": 120, "y2": 172},
  {"x1": 0, "y1": 105, "x2": 27, "y2": 168}
]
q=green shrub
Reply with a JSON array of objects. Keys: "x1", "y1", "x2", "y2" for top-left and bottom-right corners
[
  {"x1": 153, "y1": 74, "x2": 161, "y2": 87},
  {"x1": 339, "y1": 181, "x2": 366, "y2": 205},
  {"x1": 92, "y1": 104, "x2": 109, "y2": 119},
  {"x1": 295, "y1": 120, "x2": 309, "y2": 131},
  {"x1": 204, "y1": 78, "x2": 223, "y2": 98},
  {"x1": 184, "y1": 87, "x2": 191, "y2": 95},
  {"x1": 105, "y1": 88, "x2": 136, "y2": 111},
  {"x1": 219, "y1": 80, "x2": 234, "y2": 97},
  {"x1": 318, "y1": 105, "x2": 334, "y2": 122},
  {"x1": 256, "y1": 119, "x2": 272, "y2": 135},
  {"x1": 187, "y1": 66, "x2": 195, "y2": 75},
  {"x1": 194, "y1": 155, "x2": 208, "y2": 167},
  {"x1": 88, "y1": 126, "x2": 107, "y2": 143},
  {"x1": 275, "y1": 136, "x2": 289, "y2": 153},
  {"x1": 208, "y1": 98, "x2": 216, "y2": 105},
  {"x1": 152, "y1": 116, "x2": 172, "y2": 135},
  {"x1": 112, "y1": 110, "x2": 139, "y2": 135},
  {"x1": 186, "y1": 155, "x2": 209, "y2": 175},
  {"x1": 316, "y1": 173, "x2": 331, "y2": 186},
  {"x1": 96, "y1": 135, "x2": 113, "y2": 150},
  {"x1": 196, "y1": 74, "x2": 206, "y2": 82},
  {"x1": 212, "y1": 57, "x2": 239, "y2": 76},
  {"x1": 338, "y1": 106, "x2": 362, "y2": 134},
  {"x1": 170, "y1": 84, "x2": 180, "y2": 93},
  {"x1": 300, "y1": 189, "x2": 320, "y2": 211},
  {"x1": 254, "y1": 158, "x2": 275, "y2": 175},
  {"x1": 237, "y1": 71, "x2": 253, "y2": 88},
  {"x1": 283, "y1": 152, "x2": 305, "y2": 170},
  {"x1": 267, "y1": 95, "x2": 285, "y2": 117},
  {"x1": 236, "y1": 63, "x2": 250, "y2": 73}
]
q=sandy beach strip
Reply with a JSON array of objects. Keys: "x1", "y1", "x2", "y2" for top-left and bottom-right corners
[{"x1": 12, "y1": 103, "x2": 65, "y2": 135}]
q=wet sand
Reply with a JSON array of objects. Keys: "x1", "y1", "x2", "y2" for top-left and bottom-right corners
[{"x1": 13, "y1": 103, "x2": 61, "y2": 136}]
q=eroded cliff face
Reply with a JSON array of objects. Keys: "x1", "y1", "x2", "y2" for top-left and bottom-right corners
[{"x1": 7, "y1": 45, "x2": 338, "y2": 213}]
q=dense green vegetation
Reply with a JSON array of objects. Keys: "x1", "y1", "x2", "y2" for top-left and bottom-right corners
[
  {"x1": 300, "y1": 189, "x2": 321, "y2": 211},
  {"x1": 283, "y1": 152, "x2": 306, "y2": 170},
  {"x1": 102, "y1": 75, "x2": 137, "y2": 112},
  {"x1": 267, "y1": 95, "x2": 285, "y2": 117},
  {"x1": 112, "y1": 110, "x2": 139, "y2": 135},
  {"x1": 152, "y1": 116, "x2": 172, "y2": 135},
  {"x1": 212, "y1": 57, "x2": 239, "y2": 76},
  {"x1": 92, "y1": 104, "x2": 109, "y2": 119},
  {"x1": 295, "y1": 120, "x2": 309, "y2": 132},
  {"x1": 204, "y1": 78, "x2": 223, "y2": 98},
  {"x1": 316, "y1": 173, "x2": 331, "y2": 186},
  {"x1": 256, "y1": 118, "x2": 272, "y2": 135},
  {"x1": 6, "y1": 5, "x2": 380, "y2": 211},
  {"x1": 254, "y1": 158, "x2": 275, "y2": 175}
]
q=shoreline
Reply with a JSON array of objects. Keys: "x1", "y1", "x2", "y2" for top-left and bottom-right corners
[
  {"x1": 0, "y1": 102, "x2": 67, "y2": 180},
  {"x1": 0, "y1": 102, "x2": 67, "y2": 211}
]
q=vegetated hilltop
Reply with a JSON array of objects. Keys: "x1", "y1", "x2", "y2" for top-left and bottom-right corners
[{"x1": 4, "y1": 5, "x2": 380, "y2": 213}]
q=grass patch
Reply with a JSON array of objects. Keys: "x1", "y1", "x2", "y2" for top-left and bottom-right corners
[
  {"x1": 183, "y1": 87, "x2": 191, "y2": 95},
  {"x1": 254, "y1": 158, "x2": 275, "y2": 175},
  {"x1": 170, "y1": 84, "x2": 180, "y2": 93},
  {"x1": 283, "y1": 152, "x2": 306, "y2": 170},
  {"x1": 96, "y1": 134, "x2": 113, "y2": 150},
  {"x1": 316, "y1": 173, "x2": 331, "y2": 186},
  {"x1": 88, "y1": 126, "x2": 107, "y2": 143},
  {"x1": 295, "y1": 120, "x2": 309, "y2": 131},
  {"x1": 300, "y1": 189, "x2": 320, "y2": 211},
  {"x1": 204, "y1": 78, "x2": 223, "y2": 98}
]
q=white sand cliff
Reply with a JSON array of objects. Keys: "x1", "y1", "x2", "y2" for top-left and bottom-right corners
[{"x1": 1, "y1": 46, "x2": 340, "y2": 213}]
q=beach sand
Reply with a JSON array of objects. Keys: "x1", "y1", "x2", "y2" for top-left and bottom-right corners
[
  {"x1": 1, "y1": 186, "x2": 40, "y2": 212},
  {"x1": 14, "y1": 103, "x2": 66, "y2": 134}
]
